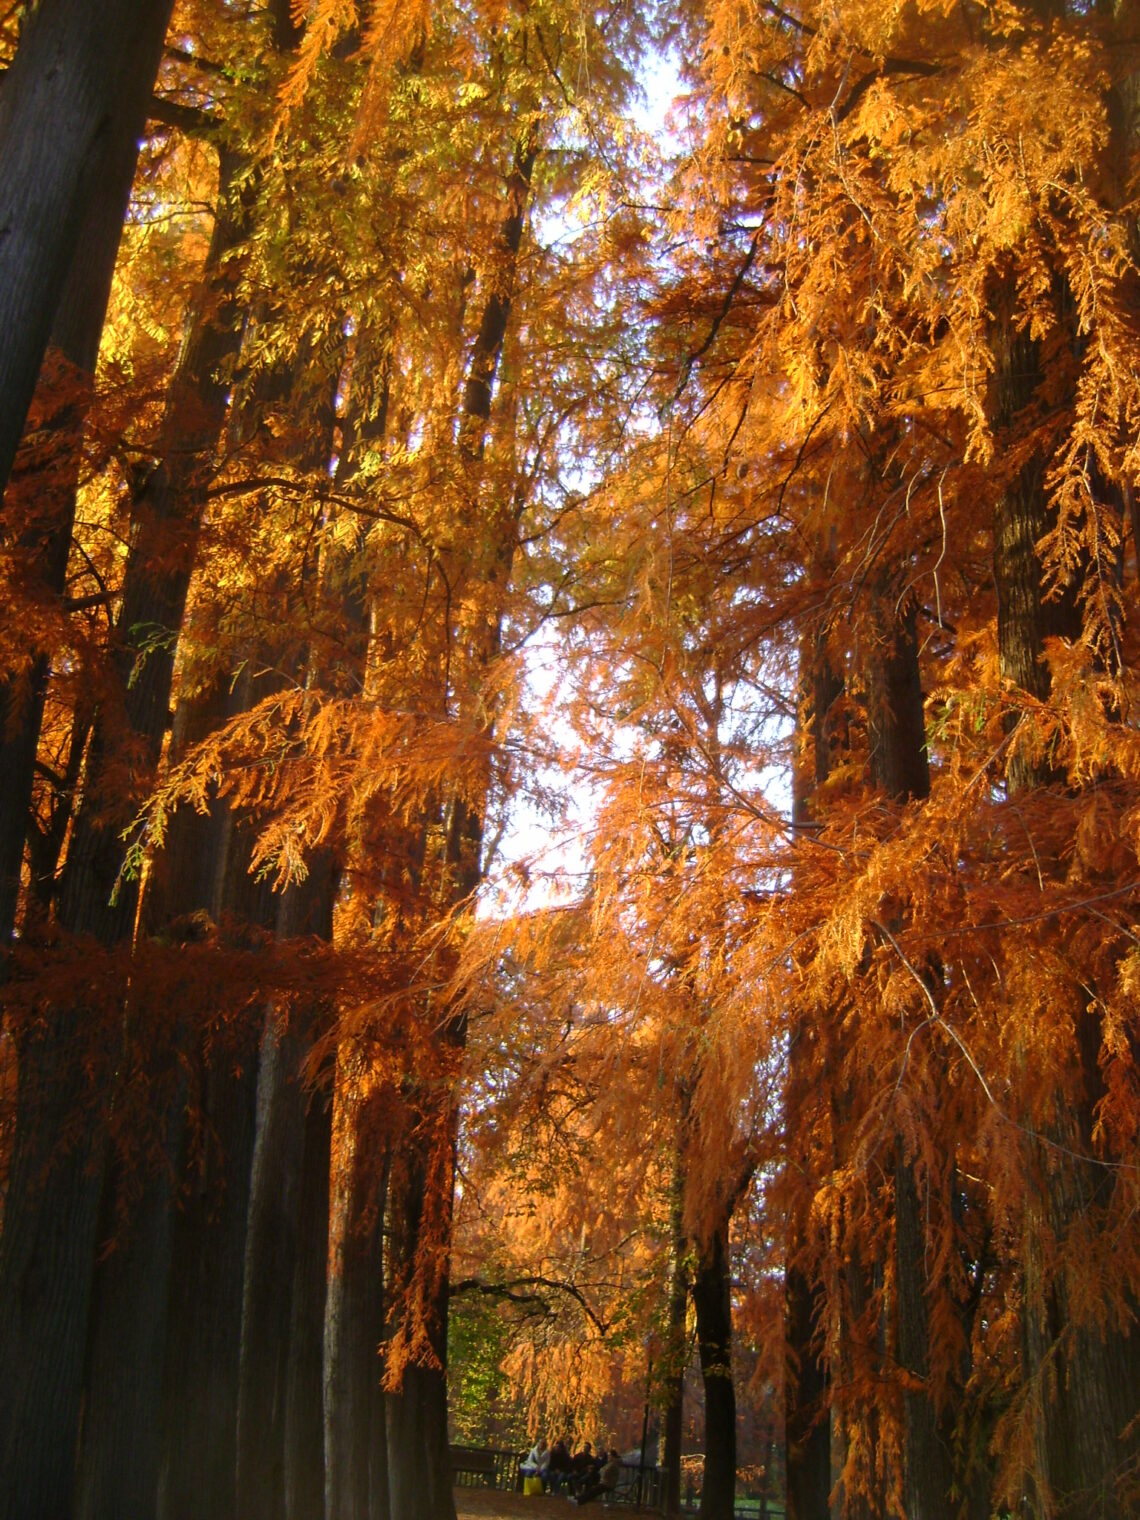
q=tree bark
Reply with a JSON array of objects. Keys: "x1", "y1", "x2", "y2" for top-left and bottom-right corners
[
  {"x1": 660, "y1": 1165, "x2": 687, "y2": 1519},
  {"x1": 0, "y1": 144, "x2": 254, "y2": 1520},
  {"x1": 149, "y1": 666, "x2": 277, "y2": 1520},
  {"x1": 77, "y1": 665, "x2": 281, "y2": 1520},
  {"x1": 384, "y1": 1133, "x2": 457, "y2": 1520},
  {"x1": 988, "y1": 280, "x2": 1140, "y2": 1516},
  {"x1": 325, "y1": 1085, "x2": 390, "y2": 1520},
  {"x1": 693, "y1": 1223, "x2": 736, "y2": 1520},
  {"x1": 865, "y1": 591, "x2": 958, "y2": 1520},
  {"x1": 235, "y1": 861, "x2": 335, "y2": 1520},
  {"x1": 0, "y1": 0, "x2": 173, "y2": 942},
  {"x1": 785, "y1": 633, "x2": 842, "y2": 1520},
  {"x1": 284, "y1": 1087, "x2": 333, "y2": 1520},
  {"x1": 158, "y1": 1026, "x2": 261, "y2": 1520},
  {"x1": 74, "y1": 1100, "x2": 184, "y2": 1520},
  {"x1": 374, "y1": 129, "x2": 537, "y2": 1520},
  {"x1": 0, "y1": 0, "x2": 174, "y2": 498}
]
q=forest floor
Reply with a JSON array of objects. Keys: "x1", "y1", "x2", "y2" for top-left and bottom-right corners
[{"x1": 454, "y1": 1489, "x2": 618, "y2": 1520}]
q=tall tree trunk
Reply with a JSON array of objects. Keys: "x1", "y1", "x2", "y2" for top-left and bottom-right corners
[
  {"x1": 284, "y1": 1086, "x2": 333, "y2": 1520},
  {"x1": 693, "y1": 1222, "x2": 736, "y2": 1520},
  {"x1": 236, "y1": 861, "x2": 335, "y2": 1520},
  {"x1": 989, "y1": 282, "x2": 1140, "y2": 1519},
  {"x1": 661, "y1": 1164, "x2": 687, "y2": 1519},
  {"x1": 376, "y1": 130, "x2": 537, "y2": 1520},
  {"x1": 78, "y1": 670, "x2": 276, "y2": 1520},
  {"x1": 865, "y1": 592, "x2": 958, "y2": 1520},
  {"x1": 74, "y1": 1088, "x2": 185, "y2": 1520},
  {"x1": 384, "y1": 1128, "x2": 456, "y2": 1520},
  {"x1": 325, "y1": 1084, "x2": 390, "y2": 1520},
  {"x1": 785, "y1": 632, "x2": 842, "y2": 1520},
  {"x1": 159, "y1": 1030, "x2": 261, "y2": 1520},
  {"x1": 0, "y1": 0, "x2": 173, "y2": 498},
  {"x1": 0, "y1": 144, "x2": 252, "y2": 1520},
  {"x1": 0, "y1": 0, "x2": 174, "y2": 942},
  {"x1": 153, "y1": 667, "x2": 278, "y2": 1520}
]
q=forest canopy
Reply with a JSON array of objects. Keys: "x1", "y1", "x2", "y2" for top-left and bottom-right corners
[{"x1": 2, "y1": 1, "x2": 1140, "y2": 1519}]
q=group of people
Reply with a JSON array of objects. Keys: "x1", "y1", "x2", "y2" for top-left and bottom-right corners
[{"x1": 520, "y1": 1438, "x2": 623, "y2": 1504}]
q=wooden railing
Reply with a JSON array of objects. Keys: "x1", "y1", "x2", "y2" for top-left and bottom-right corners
[{"x1": 449, "y1": 1445, "x2": 524, "y2": 1490}]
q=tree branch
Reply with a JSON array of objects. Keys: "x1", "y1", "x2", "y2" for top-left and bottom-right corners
[{"x1": 147, "y1": 93, "x2": 220, "y2": 137}]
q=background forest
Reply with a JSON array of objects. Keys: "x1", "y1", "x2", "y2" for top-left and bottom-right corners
[{"x1": 2, "y1": 1, "x2": 1140, "y2": 1519}]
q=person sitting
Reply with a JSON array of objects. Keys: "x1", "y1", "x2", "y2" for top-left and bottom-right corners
[
  {"x1": 571, "y1": 1442, "x2": 595, "y2": 1477},
  {"x1": 546, "y1": 1438, "x2": 573, "y2": 1493},
  {"x1": 520, "y1": 1437, "x2": 548, "y2": 1490},
  {"x1": 570, "y1": 1450, "x2": 622, "y2": 1505},
  {"x1": 522, "y1": 1428, "x2": 550, "y2": 1489}
]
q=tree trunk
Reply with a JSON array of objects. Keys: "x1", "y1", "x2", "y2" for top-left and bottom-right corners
[
  {"x1": 78, "y1": 669, "x2": 278, "y2": 1520},
  {"x1": 0, "y1": 0, "x2": 173, "y2": 498},
  {"x1": 159, "y1": 1026, "x2": 261, "y2": 1520},
  {"x1": 0, "y1": 154, "x2": 258, "y2": 1504},
  {"x1": 0, "y1": 0, "x2": 173, "y2": 942},
  {"x1": 785, "y1": 633, "x2": 842, "y2": 1520},
  {"x1": 284, "y1": 1088, "x2": 332, "y2": 1520},
  {"x1": 865, "y1": 592, "x2": 958, "y2": 1520},
  {"x1": 326, "y1": 1085, "x2": 390, "y2": 1520},
  {"x1": 154, "y1": 669, "x2": 278, "y2": 1520},
  {"x1": 74, "y1": 1103, "x2": 184, "y2": 1520},
  {"x1": 693, "y1": 1222, "x2": 736, "y2": 1520},
  {"x1": 235, "y1": 1008, "x2": 307, "y2": 1520},
  {"x1": 0, "y1": 1043, "x2": 108, "y2": 1520},
  {"x1": 374, "y1": 131, "x2": 536, "y2": 1520},
  {"x1": 988, "y1": 282, "x2": 1140, "y2": 1516},
  {"x1": 865, "y1": 599, "x2": 929, "y2": 805},
  {"x1": 384, "y1": 1135, "x2": 457, "y2": 1520},
  {"x1": 893, "y1": 1159, "x2": 953, "y2": 1520},
  {"x1": 236, "y1": 862, "x2": 334, "y2": 1520},
  {"x1": 661, "y1": 1165, "x2": 687, "y2": 1519}
]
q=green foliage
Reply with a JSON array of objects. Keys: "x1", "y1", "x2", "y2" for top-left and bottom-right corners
[{"x1": 447, "y1": 1294, "x2": 519, "y2": 1446}]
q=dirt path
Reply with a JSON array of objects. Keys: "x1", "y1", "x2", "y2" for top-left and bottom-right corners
[{"x1": 454, "y1": 1488, "x2": 611, "y2": 1520}]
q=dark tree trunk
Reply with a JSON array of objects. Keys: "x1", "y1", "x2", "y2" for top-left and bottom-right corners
[
  {"x1": 893, "y1": 1160, "x2": 953, "y2": 1520},
  {"x1": 74, "y1": 1104, "x2": 184, "y2": 1520},
  {"x1": 284, "y1": 1089, "x2": 332, "y2": 1520},
  {"x1": 153, "y1": 667, "x2": 277, "y2": 1520},
  {"x1": 834, "y1": 1244, "x2": 880, "y2": 1520},
  {"x1": 783, "y1": 1264, "x2": 829, "y2": 1520},
  {"x1": 159, "y1": 1029, "x2": 261, "y2": 1520},
  {"x1": 0, "y1": 1045, "x2": 107, "y2": 1520},
  {"x1": 0, "y1": 0, "x2": 173, "y2": 498},
  {"x1": 866, "y1": 598, "x2": 929, "y2": 805},
  {"x1": 865, "y1": 591, "x2": 957, "y2": 1520},
  {"x1": 385, "y1": 1362, "x2": 454, "y2": 1520},
  {"x1": 80, "y1": 670, "x2": 282, "y2": 1520},
  {"x1": 661, "y1": 1167, "x2": 687, "y2": 1519},
  {"x1": 0, "y1": 0, "x2": 172, "y2": 942},
  {"x1": 785, "y1": 633, "x2": 842, "y2": 1520},
  {"x1": 236, "y1": 863, "x2": 334, "y2": 1520},
  {"x1": 384, "y1": 1139, "x2": 457, "y2": 1520},
  {"x1": 374, "y1": 151, "x2": 534, "y2": 1520},
  {"x1": 235, "y1": 1010, "x2": 306, "y2": 1520},
  {"x1": 988, "y1": 285, "x2": 1140, "y2": 1520},
  {"x1": 457, "y1": 136, "x2": 538, "y2": 463},
  {"x1": 370, "y1": 1370, "x2": 391, "y2": 1520},
  {"x1": 989, "y1": 284, "x2": 1080, "y2": 792},
  {"x1": 325, "y1": 1088, "x2": 390, "y2": 1520},
  {"x1": 0, "y1": 151, "x2": 254, "y2": 1516},
  {"x1": 693, "y1": 1223, "x2": 736, "y2": 1520}
]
